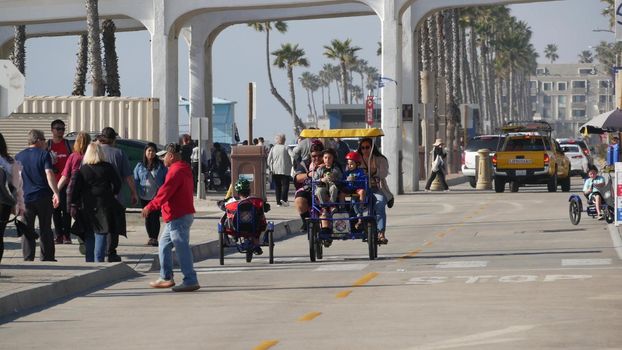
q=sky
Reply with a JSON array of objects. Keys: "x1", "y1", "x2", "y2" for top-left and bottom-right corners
[{"x1": 21, "y1": 0, "x2": 611, "y2": 144}]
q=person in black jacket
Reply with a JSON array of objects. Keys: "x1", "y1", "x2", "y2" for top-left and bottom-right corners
[
  {"x1": 70, "y1": 143, "x2": 121, "y2": 262},
  {"x1": 425, "y1": 138, "x2": 449, "y2": 192}
]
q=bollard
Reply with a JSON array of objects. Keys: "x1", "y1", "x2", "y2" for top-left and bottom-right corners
[{"x1": 476, "y1": 148, "x2": 492, "y2": 190}]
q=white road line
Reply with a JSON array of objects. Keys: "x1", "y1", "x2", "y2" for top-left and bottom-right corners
[
  {"x1": 314, "y1": 263, "x2": 368, "y2": 271},
  {"x1": 435, "y1": 261, "x2": 488, "y2": 269},
  {"x1": 561, "y1": 259, "x2": 611, "y2": 266},
  {"x1": 607, "y1": 224, "x2": 622, "y2": 260}
]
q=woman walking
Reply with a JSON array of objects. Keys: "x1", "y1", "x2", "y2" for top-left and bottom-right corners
[
  {"x1": 0, "y1": 133, "x2": 25, "y2": 268},
  {"x1": 424, "y1": 139, "x2": 449, "y2": 191},
  {"x1": 267, "y1": 134, "x2": 293, "y2": 207},
  {"x1": 70, "y1": 143, "x2": 121, "y2": 262},
  {"x1": 357, "y1": 138, "x2": 392, "y2": 244},
  {"x1": 133, "y1": 143, "x2": 167, "y2": 246}
]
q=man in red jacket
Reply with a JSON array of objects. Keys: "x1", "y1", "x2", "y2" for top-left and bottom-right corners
[{"x1": 143, "y1": 143, "x2": 199, "y2": 292}]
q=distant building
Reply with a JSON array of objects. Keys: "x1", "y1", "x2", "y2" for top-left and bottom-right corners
[
  {"x1": 212, "y1": 97, "x2": 236, "y2": 144},
  {"x1": 180, "y1": 96, "x2": 237, "y2": 144},
  {"x1": 323, "y1": 104, "x2": 381, "y2": 129},
  {"x1": 529, "y1": 63, "x2": 613, "y2": 137}
]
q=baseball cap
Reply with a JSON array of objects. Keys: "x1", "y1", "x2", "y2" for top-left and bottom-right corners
[
  {"x1": 156, "y1": 150, "x2": 167, "y2": 157},
  {"x1": 101, "y1": 127, "x2": 118, "y2": 140}
]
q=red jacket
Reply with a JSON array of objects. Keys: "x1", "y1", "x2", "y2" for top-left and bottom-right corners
[{"x1": 146, "y1": 161, "x2": 195, "y2": 222}]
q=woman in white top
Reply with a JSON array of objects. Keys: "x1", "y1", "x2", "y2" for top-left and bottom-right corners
[{"x1": 267, "y1": 134, "x2": 293, "y2": 207}]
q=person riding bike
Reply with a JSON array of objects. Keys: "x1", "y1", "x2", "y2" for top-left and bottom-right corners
[
  {"x1": 583, "y1": 166, "x2": 607, "y2": 220},
  {"x1": 219, "y1": 178, "x2": 270, "y2": 255}
]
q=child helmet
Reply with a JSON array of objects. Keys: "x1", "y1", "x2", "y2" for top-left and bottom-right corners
[
  {"x1": 345, "y1": 151, "x2": 362, "y2": 164},
  {"x1": 235, "y1": 178, "x2": 250, "y2": 193}
]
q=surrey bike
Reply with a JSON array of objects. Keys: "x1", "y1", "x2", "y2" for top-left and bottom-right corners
[{"x1": 300, "y1": 128, "x2": 384, "y2": 261}]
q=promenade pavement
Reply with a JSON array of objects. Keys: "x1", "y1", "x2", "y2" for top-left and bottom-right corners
[{"x1": 0, "y1": 174, "x2": 466, "y2": 321}]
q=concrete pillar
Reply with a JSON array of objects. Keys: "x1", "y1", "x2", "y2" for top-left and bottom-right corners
[
  {"x1": 475, "y1": 148, "x2": 492, "y2": 190},
  {"x1": 380, "y1": 7, "x2": 403, "y2": 195},
  {"x1": 401, "y1": 7, "x2": 420, "y2": 192},
  {"x1": 150, "y1": 9, "x2": 179, "y2": 145}
]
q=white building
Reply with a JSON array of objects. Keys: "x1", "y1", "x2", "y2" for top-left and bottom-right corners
[{"x1": 529, "y1": 64, "x2": 613, "y2": 137}]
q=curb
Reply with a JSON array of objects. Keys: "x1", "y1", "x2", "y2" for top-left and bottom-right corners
[
  {"x1": 0, "y1": 262, "x2": 140, "y2": 321},
  {"x1": 149, "y1": 218, "x2": 302, "y2": 271}
]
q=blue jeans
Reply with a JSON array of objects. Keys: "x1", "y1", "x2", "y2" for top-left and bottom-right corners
[
  {"x1": 372, "y1": 190, "x2": 387, "y2": 233},
  {"x1": 159, "y1": 214, "x2": 198, "y2": 286},
  {"x1": 94, "y1": 233, "x2": 107, "y2": 262}
]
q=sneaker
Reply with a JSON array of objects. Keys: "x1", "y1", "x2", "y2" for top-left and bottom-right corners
[
  {"x1": 147, "y1": 238, "x2": 159, "y2": 246},
  {"x1": 63, "y1": 236, "x2": 72, "y2": 244},
  {"x1": 444, "y1": 189, "x2": 451, "y2": 192},
  {"x1": 108, "y1": 253, "x2": 122, "y2": 262},
  {"x1": 253, "y1": 246, "x2": 263, "y2": 255},
  {"x1": 277, "y1": 203, "x2": 282, "y2": 207},
  {"x1": 172, "y1": 283, "x2": 200, "y2": 292},
  {"x1": 54, "y1": 236, "x2": 63, "y2": 244},
  {"x1": 150, "y1": 278, "x2": 175, "y2": 288},
  {"x1": 424, "y1": 189, "x2": 431, "y2": 192},
  {"x1": 322, "y1": 240, "x2": 333, "y2": 248},
  {"x1": 598, "y1": 214, "x2": 606, "y2": 220},
  {"x1": 281, "y1": 201, "x2": 289, "y2": 207}
]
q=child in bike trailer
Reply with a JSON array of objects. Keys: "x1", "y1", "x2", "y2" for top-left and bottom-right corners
[
  {"x1": 583, "y1": 166, "x2": 606, "y2": 220},
  {"x1": 340, "y1": 151, "x2": 367, "y2": 230},
  {"x1": 219, "y1": 178, "x2": 269, "y2": 255}
]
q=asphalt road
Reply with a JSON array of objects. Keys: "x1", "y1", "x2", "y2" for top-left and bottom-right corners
[{"x1": 2, "y1": 178, "x2": 622, "y2": 350}]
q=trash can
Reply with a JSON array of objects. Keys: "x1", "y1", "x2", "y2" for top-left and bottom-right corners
[{"x1": 230, "y1": 145, "x2": 267, "y2": 199}]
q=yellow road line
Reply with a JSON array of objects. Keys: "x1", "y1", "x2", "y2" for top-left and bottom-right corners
[
  {"x1": 298, "y1": 311, "x2": 322, "y2": 321},
  {"x1": 353, "y1": 272, "x2": 379, "y2": 286},
  {"x1": 336, "y1": 290, "x2": 353, "y2": 298},
  {"x1": 436, "y1": 232, "x2": 446, "y2": 238},
  {"x1": 423, "y1": 241, "x2": 434, "y2": 247},
  {"x1": 254, "y1": 340, "x2": 279, "y2": 350}
]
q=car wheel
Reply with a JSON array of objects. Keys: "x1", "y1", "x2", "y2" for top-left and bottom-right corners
[
  {"x1": 560, "y1": 174, "x2": 571, "y2": 192},
  {"x1": 510, "y1": 181, "x2": 519, "y2": 192},
  {"x1": 494, "y1": 177, "x2": 505, "y2": 193},
  {"x1": 547, "y1": 173, "x2": 557, "y2": 192}
]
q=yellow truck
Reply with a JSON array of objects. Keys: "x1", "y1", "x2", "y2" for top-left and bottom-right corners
[{"x1": 492, "y1": 121, "x2": 571, "y2": 193}]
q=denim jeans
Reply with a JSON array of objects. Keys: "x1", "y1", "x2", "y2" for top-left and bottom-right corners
[
  {"x1": 84, "y1": 232, "x2": 95, "y2": 262},
  {"x1": 94, "y1": 233, "x2": 107, "y2": 262},
  {"x1": 372, "y1": 190, "x2": 387, "y2": 233},
  {"x1": 159, "y1": 214, "x2": 198, "y2": 286}
]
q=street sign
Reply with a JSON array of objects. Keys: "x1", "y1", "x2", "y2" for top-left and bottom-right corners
[
  {"x1": 617, "y1": 0, "x2": 622, "y2": 41},
  {"x1": 616, "y1": 162, "x2": 622, "y2": 226},
  {"x1": 365, "y1": 95, "x2": 374, "y2": 126}
]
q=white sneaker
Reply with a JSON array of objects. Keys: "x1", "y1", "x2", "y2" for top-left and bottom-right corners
[
  {"x1": 277, "y1": 204, "x2": 282, "y2": 207},
  {"x1": 281, "y1": 201, "x2": 289, "y2": 207}
]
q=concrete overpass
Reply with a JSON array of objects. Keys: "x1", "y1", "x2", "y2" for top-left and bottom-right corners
[{"x1": 0, "y1": 0, "x2": 553, "y2": 194}]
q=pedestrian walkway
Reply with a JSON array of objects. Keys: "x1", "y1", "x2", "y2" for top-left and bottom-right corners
[{"x1": 0, "y1": 191, "x2": 301, "y2": 320}]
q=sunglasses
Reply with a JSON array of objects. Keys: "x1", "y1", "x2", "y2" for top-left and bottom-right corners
[{"x1": 360, "y1": 146, "x2": 371, "y2": 150}]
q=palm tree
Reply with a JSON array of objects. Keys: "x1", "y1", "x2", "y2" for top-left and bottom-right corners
[
  {"x1": 10, "y1": 25, "x2": 26, "y2": 76},
  {"x1": 102, "y1": 19, "x2": 120, "y2": 96},
  {"x1": 247, "y1": 21, "x2": 299, "y2": 129},
  {"x1": 272, "y1": 43, "x2": 309, "y2": 134},
  {"x1": 72, "y1": 34, "x2": 88, "y2": 96},
  {"x1": 86, "y1": 0, "x2": 104, "y2": 96},
  {"x1": 544, "y1": 44, "x2": 559, "y2": 64},
  {"x1": 601, "y1": 0, "x2": 615, "y2": 29},
  {"x1": 299, "y1": 71, "x2": 317, "y2": 122},
  {"x1": 318, "y1": 64, "x2": 333, "y2": 107},
  {"x1": 578, "y1": 50, "x2": 594, "y2": 64},
  {"x1": 323, "y1": 39, "x2": 361, "y2": 104}
]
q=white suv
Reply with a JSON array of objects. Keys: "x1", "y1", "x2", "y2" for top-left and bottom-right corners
[{"x1": 462, "y1": 135, "x2": 505, "y2": 188}]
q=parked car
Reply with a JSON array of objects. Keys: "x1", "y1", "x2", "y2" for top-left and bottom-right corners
[
  {"x1": 556, "y1": 138, "x2": 593, "y2": 167},
  {"x1": 64, "y1": 132, "x2": 162, "y2": 207},
  {"x1": 462, "y1": 135, "x2": 505, "y2": 188},
  {"x1": 561, "y1": 144, "x2": 589, "y2": 177}
]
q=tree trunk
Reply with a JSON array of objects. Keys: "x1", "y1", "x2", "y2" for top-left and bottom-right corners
[
  {"x1": 429, "y1": 16, "x2": 439, "y2": 138},
  {"x1": 72, "y1": 34, "x2": 88, "y2": 96},
  {"x1": 310, "y1": 90, "x2": 318, "y2": 123},
  {"x1": 11, "y1": 25, "x2": 26, "y2": 76},
  {"x1": 287, "y1": 66, "x2": 304, "y2": 134},
  {"x1": 86, "y1": 0, "x2": 104, "y2": 96},
  {"x1": 340, "y1": 61, "x2": 349, "y2": 104},
  {"x1": 102, "y1": 19, "x2": 120, "y2": 96}
]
